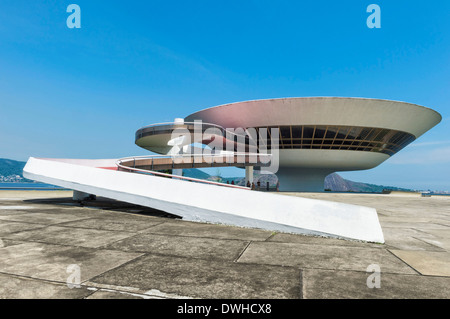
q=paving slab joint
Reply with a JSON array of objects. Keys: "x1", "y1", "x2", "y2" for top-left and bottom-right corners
[
  {"x1": 234, "y1": 241, "x2": 252, "y2": 262},
  {"x1": 386, "y1": 249, "x2": 422, "y2": 275}
]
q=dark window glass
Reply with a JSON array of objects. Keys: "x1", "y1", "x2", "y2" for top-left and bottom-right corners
[
  {"x1": 357, "y1": 128, "x2": 372, "y2": 140},
  {"x1": 391, "y1": 132, "x2": 406, "y2": 145},
  {"x1": 347, "y1": 127, "x2": 363, "y2": 139},
  {"x1": 325, "y1": 126, "x2": 338, "y2": 138},
  {"x1": 382, "y1": 131, "x2": 397, "y2": 143},
  {"x1": 251, "y1": 125, "x2": 415, "y2": 156},
  {"x1": 336, "y1": 127, "x2": 350, "y2": 139},
  {"x1": 364, "y1": 128, "x2": 379, "y2": 141},
  {"x1": 373, "y1": 129, "x2": 390, "y2": 142},
  {"x1": 280, "y1": 127, "x2": 291, "y2": 139},
  {"x1": 303, "y1": 127, "x2": 314, "y2": 138},
  {"x1": 360, "y1": 142, "x2": 369, "y2": 147},
  {"x1": 280, "y1": 139, "x2": 292, "y2": 148},
  {"x1": 291, "y1": 126, "x2": 302, "y2": 138},
  {"x1": 314, "y1": 127, "x2": 326, "y2": 139}
]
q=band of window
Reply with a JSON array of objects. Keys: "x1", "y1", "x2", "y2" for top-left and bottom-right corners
[{"x1": 254, "y1": 125, "x2": 416, "y2": 156}]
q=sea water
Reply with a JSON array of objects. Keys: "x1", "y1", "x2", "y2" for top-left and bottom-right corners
[{"x1": 0, "y1": 182, "x2": 66, "y2": 190}]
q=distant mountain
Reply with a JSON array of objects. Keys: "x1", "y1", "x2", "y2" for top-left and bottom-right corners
[
  {"x1": 199, "y1": 170, "x2": 415, "y2": 193},
  {"x1": 182, "y1": 168, "x2": 211, "y2": 180},
  {"x1": 0, "y1": 158, "x2": 415, "y2": 193},
  {"x1": 323, "y1": 173, "x2": 414, "y2": 193},
  {"x1": 0, "y1": 158, "x2": 31, "y2": 182}
]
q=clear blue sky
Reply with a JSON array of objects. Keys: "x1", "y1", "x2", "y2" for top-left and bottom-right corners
[{"x1": 0, "y1": 1, "x2": 449, "y2": 190}]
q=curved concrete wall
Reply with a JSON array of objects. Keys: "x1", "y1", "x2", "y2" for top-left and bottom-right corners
[
  {"x1": 185, "y1": 97, "x2": 442, "y2": 138},
  {"x1": 278, "y1": 149, "x2": 390, "y2": 170},
  {"x1": 23, "y1": 157, "x2": 385, "y2": 243}
]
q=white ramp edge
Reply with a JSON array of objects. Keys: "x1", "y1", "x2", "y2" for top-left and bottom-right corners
[{"x1": 23, "y1": 157, "x2": 385, "y2": 243}]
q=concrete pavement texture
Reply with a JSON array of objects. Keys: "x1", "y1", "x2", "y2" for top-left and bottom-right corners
[{"x1": 0, "y1": 190, "x2": 449, "y2": 299}]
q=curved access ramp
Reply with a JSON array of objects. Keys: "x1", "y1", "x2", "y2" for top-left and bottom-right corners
[
  {"x1": 23, "y1": 157, "x2": 384, "y2": 243},
  {"x1": 116, "y1": 153, "x2": 271, "y2": 172}
]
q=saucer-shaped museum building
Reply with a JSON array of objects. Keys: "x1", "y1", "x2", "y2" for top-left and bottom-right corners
[
  {"x1": 136, "y1": 97, "x2": 442, "y2": 191},
  {"x1": 23, "y1": 97, "x2": 442, "y2": 242}
]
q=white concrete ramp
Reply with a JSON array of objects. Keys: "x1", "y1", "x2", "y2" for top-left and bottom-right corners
[{"x1": 23, "y1": 157, "x2": 384, "y2": 243}]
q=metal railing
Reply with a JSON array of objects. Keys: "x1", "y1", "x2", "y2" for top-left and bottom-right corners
[{"x1": 115, "y1": 152, "x2": 271, "y2": 190}]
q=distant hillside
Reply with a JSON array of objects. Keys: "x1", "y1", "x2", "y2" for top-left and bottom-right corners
[
  {"x1": 323, "y1": 173, "x2": 413, "y2": 193},
  {"x1": 0, "y1": 158, "x2": 30, "y2": 182},
  {"x1": 201, "y1": 170, "x2": 414, "y2": 193},
  {"x1": 0, "y1": 158, "x2": 414, "y2": 192},
  {"x1": 182, "y1": 168, "x2": 211, "y2": 180}
]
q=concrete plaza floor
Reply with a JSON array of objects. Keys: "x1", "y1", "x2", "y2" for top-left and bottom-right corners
[{"x1": 0, "y1": 190, "x2": 449, "y2": 299}]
